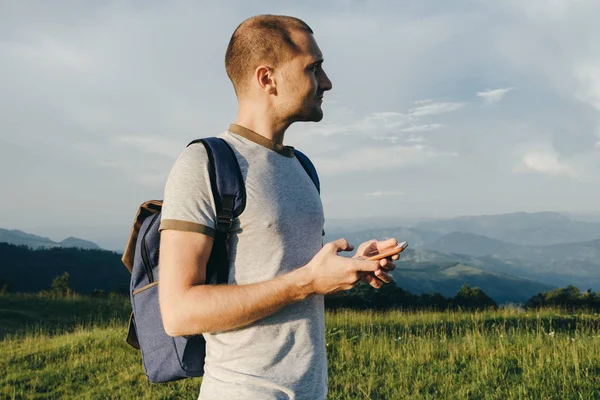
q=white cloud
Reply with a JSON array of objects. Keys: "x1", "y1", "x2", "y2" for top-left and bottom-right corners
[
  {"x1": 515, "y1": 148, "x2": 578, "y2": 178},
  {"x1": 477, "y1": 88, "x2": 513, "y2": 104},
  {"x1": 401, "y1": 124, "x2": 444, "y2": 133},
  {"x1": 315, "y1": 144, "x2": 454, "y2": 175},
  {"x1": 303, "y1": 111, "x2": 409, "y2": 136},
  {"x1": 363, "y1": 112, "x2": 410, "y2": 129},
  {"x1": 414, "y1": 99, "x2": 433, "y2": 105},
  {"x1": 365, "y1": 191, "x2": 403, "y2": 197},
  {"x1": 4, "y1": 1, "x2": 600, "y2": 243},
  {"x1": 409, "y1": 102, "x2": 465, "y2": 117}
]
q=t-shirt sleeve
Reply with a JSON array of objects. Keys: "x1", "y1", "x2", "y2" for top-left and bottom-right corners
[{"x1": 158, "y1": 143, "x2": 217, "y2": 240}]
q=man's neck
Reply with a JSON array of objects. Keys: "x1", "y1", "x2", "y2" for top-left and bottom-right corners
[{"x1": 234, "y1": 113, "x2": 290, "y2": 146}]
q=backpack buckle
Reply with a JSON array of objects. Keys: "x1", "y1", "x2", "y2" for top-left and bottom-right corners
[{"x1": 217, "y1": 215, "x2": 233, "y2": 232}]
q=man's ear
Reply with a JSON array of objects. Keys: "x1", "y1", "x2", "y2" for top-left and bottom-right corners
[{"x1": 255, "y1": 65, "x2": 277, "y2": 95}]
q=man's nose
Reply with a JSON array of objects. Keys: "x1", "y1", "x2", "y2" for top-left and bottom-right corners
[{"x1": 320, "y1": 71, "x2": 333, "y2": 92}]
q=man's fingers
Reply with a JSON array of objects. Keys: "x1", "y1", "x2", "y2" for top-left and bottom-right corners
[
  {"x1": 362, "y1": 273, "x2": 382, "y2": 289},
  {"x1": 374, "y1": 269, "x2": 394, "y2": 283},
  {"x1": 329, "y1": 238, "x2": 354, "y2": 253},
  {"x1": 352, "y1": 259, "x2": 381, "y2": 272},
  {"x1": 376, "y1": 238, "x2": 398, "y2": 251},
  {"x1": 379, "y1": 259, "x2": 396, "y2": 271}
]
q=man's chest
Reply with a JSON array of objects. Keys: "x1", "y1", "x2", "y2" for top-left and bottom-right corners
[{"x1": 237, "y1": 161, "x2": 324, "y2": 237}]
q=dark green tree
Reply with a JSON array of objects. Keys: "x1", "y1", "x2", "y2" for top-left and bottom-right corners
[
  {"x1": 452, "y1": 284, "x2": 498, "y2": 310},
  {"x1": 0, "y1": 278, "x2": 11, "y2": 294},
  {"x1": 51, "y1": 272, "x2": 74, "y2": 296}
]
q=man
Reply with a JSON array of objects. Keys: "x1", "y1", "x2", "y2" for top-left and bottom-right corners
[{"x1": 158, "y1": 14, "x2": 399, "y2": 399}]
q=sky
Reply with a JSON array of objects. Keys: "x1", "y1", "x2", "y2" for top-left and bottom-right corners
[{"x1": 1, "y1": 0, "x2": 600, "y2": 250}]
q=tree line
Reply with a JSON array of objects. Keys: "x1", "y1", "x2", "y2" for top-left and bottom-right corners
[
  {"x1": 524, "y1": 285, "x2": 600, "y2": 310},
  {"x1": 2, "y1": 242, "x2": 600, "y2": 311}
]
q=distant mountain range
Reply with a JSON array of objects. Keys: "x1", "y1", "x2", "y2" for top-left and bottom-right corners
[
  {"x1": 324, "y1": 211, "x2": 600, "y2": 299},
  {"x1": 390, "y1": 252, "x2": 554, "y2": 304},
  {"x1": 412, "y1": 211, "x2": 600, "y2": 246},
  {"x1": 0, "y1": 228, "x2": 101, "y2": 250},
  {"x1": 4, "y1": 211, "x2": 600, "y2": 304}
]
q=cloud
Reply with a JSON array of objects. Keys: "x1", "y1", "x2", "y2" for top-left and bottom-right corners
[
  {"x1": 314, "y1": 143, "x2": 455, "y2": 175},
  {"x1": 515, "y1": 148, "x2": 578, "y2": 178},
  {"x1": 365, "y1": 191, "x2": 403, "y2": 197},
  {"x1": 414, "y1": 99, "x2": 433, "y2": 105},
  {"x1": 363, "y1": 112, "x2": 410, "y2": 129},
  {"x1": 304, "y1": 103, "x2": 453, "y2": 138},
  {"x1": 408, "y1": 102, "x2": 465, "y2": 117},
  {"x1": 303, "y1": 111, "x2": 410, "y2": 136},
  {"x1": 477, "y1": 88, "x2": 513, "y2": 104},
  {"x1": 401, "y1": 124, "x2": 444, "y2": 133},
  {"x1": 4, "y1": 0, "x2": 600, "y2": 245}
]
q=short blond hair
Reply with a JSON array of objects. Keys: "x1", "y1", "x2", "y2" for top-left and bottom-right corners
[{"x1": 225, "y1": 15, "x2": 313, "y2": 95}]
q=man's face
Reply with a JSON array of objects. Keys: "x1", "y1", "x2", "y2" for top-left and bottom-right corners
[{"x1": 275, "y1": 31, "x2": 333, "y2": 123}]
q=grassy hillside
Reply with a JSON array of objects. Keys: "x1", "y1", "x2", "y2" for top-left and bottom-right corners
[{"x1": 2, "y1": 294, "x2": 600, "y2": 399}]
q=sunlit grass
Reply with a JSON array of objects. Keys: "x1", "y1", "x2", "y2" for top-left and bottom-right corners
[{"x1": 1, "y1": 294, "x2": 600, "y2": 399}]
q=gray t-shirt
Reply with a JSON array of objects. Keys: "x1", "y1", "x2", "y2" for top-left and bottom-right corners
[{"x1": 159, "y1": 124, "x2": 327, "y2": 400}]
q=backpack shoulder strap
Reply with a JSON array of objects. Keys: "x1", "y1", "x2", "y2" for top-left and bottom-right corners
[
  {"x1": 187, "y1": 137, "x2": 246, "y2": 283},
  {"x1": 294, "y1": 149, "x2": 325, "y2": 236},
  {"x1": 294, "y1": 149, "x2": 320, "y2": 194},
  {"x1": 188, "y1": 137, "x2": 246, "y2": 227}
]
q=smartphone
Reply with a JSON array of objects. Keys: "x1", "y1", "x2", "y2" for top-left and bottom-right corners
[{"x1": 366, "y1": 241, "x2": 408, "y2": 261}]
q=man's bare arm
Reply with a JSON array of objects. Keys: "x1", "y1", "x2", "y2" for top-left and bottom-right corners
[{"x1": 158, "y1": 230, "x2": 384, "y2": 336}]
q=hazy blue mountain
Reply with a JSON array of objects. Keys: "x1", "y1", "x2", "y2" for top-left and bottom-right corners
[
  {"x1": 563, "y1": 211, "x2": 600, "y2": 223},
  {"x1": 425, "y1": 232, "x2": 519, "y2": 256},
  {"x1": 399, "y1": 241, "x2": 600, "y2": 292},
  {"x1": 324, "y1": 216, "x2": 432, "y2": 235},
  {"x1": 59, "y1": 237, "x2": 100, "y2": 250},
  {"x1": 323, "y1": 227, "x2": 441, "y2": 249},
  {"x1": 419, "y1": 231, "x2": 600, "y2": 289},
  {"x1": 412, "y1": 211, "x2": 600, "y2": 246},
  {"x1": 329, "y1": 223, "x2": 600, "y2": 294},
  {"x1": 0, "y1": 228, "x2": 101, "y2": 250},
  {"x1": 0, "y1": 229, "x2": 60, "y2": 248},
  {"x1": 390, "y1": 255, "x2": 554, "y2": 305}
]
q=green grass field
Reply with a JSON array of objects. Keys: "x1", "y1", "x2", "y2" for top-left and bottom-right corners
[{"x1": 1, "y1": 293, "x2": 600, "y2": 399}]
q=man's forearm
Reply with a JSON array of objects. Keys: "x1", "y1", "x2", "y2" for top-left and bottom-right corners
[{"x1": 163, "y1": 266, "x2": 314, "y2": 336}]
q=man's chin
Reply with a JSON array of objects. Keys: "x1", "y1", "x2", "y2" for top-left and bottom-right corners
[
  {"x1": 288, "y1": 104, "x2": 324, "y2": 123},
  {"x1": 302, "y1": 106, "x2": 324, "y2": 122}
]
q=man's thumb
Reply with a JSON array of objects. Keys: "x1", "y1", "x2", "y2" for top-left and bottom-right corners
[{"x1": 329, "y1": 238, "x2": 354, "y2": 253}]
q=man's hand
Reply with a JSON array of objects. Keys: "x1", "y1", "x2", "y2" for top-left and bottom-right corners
[
  {"x1": 352, "y1": 238, "x2": 399, "y2": 289},
  {"x1": 302, "y1": 238, "x2": 382, "y2": 295}
]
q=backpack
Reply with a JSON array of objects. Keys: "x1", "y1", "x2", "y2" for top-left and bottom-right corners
[{"x1": 121, "y1": 136, "x2": 321, "y2": 383}]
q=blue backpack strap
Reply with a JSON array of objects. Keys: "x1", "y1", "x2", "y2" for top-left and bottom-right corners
[
  {"x1": 294, "y1": 149, "x2": 320, "y2": 194},
  {"x1": 294, "y1": 149, "x2": 325, "y2": 236},
  {"x1": 187, "y1": 137, "x2": 246, "y2": 284}
]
